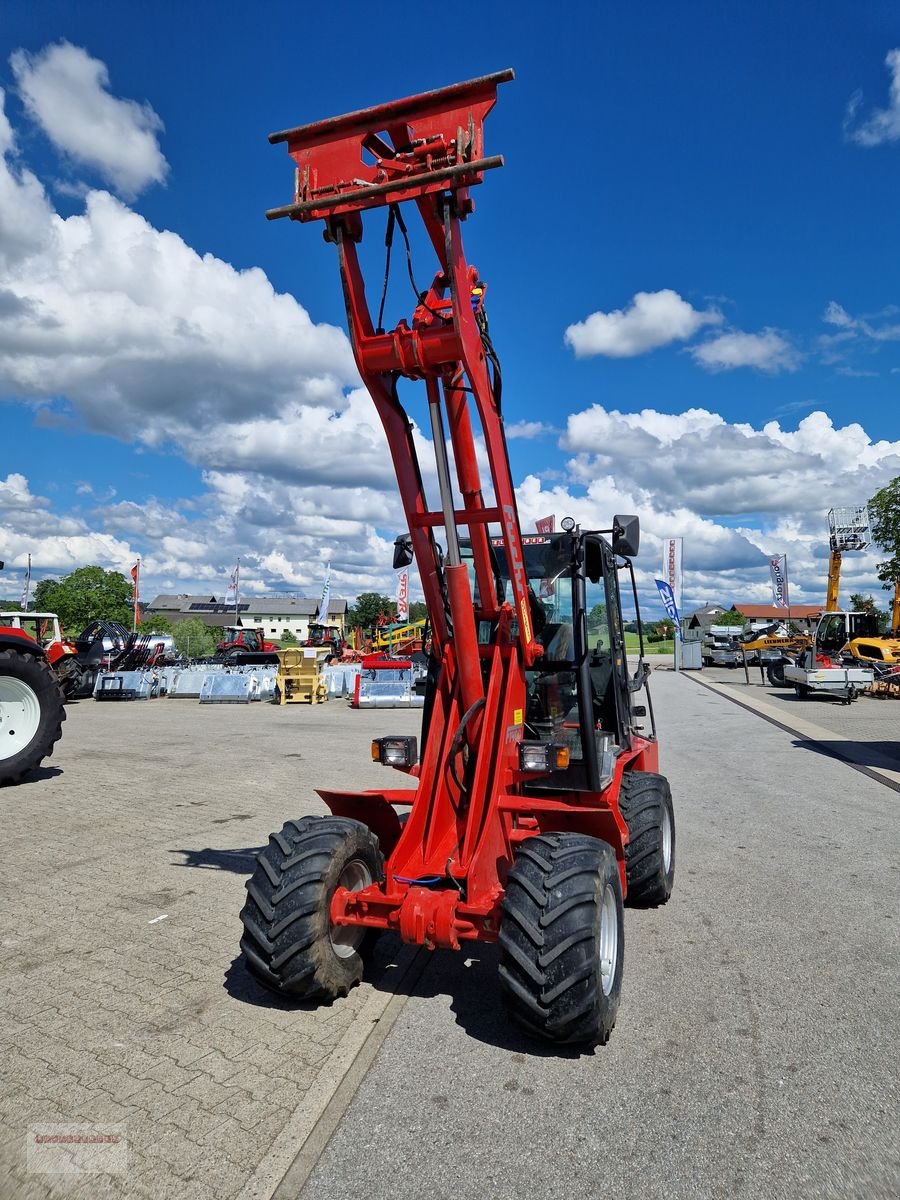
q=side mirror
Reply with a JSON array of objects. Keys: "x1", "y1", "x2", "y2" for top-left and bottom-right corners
[
  {"x1": 612, "y1": 515, "x2": 640, "y2": 558},
  {"x1": 393, "y1": 534, "x2": 413, "y2": 569}
]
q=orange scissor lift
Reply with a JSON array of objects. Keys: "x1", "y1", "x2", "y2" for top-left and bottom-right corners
[{"x1": 240, "y1": 71, "x2": 675, "y2": 1043}]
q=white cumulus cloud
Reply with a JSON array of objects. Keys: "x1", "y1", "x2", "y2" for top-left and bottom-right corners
[
  {"x1": 691, "y1": 328, "x2": 798, "y2": 373},
  {"x1": 10, "y1": 41, "x2": 168, "y2": 198},
  {"x1": 564, "y1": 289, "x2": 722, "y2": 358},
  {"x1": 844, "y1": 48, "x2": 900, "y2": 147}
]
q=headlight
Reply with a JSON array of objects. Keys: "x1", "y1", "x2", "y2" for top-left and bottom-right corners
[
  {"x1": 371, "y1": 736, "x2": 418, "y2": 767},
  {"x1": 518, "y1": 742, "x2": 570, "y2": 772}
]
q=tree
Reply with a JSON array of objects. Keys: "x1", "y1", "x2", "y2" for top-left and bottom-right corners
[
  {"x1": 849, "y1": 592, "x2": 878, "y2": 614},
  {"x1": 144, "y1": 615, "x2": 175, "y2": 635},
  {"x1": 280, "y1": 628, "x2": 299, "y2": 646},
  {"x1": 868, "y1": 477, "x2": 900, "y2": 588},
  {"x1": 33, "y1": 566, "x2": 133, "y2": 633},
  {"x1": 172, "y1": 618, "x2": 216, "y2": 659},
  {"x1": 716, "y1": 610, "x2": 747, "y2": 627},
  {"x1": 347, "y1": 592, "x2": 394, "y2": 630},
  {"x1": 408, "y1": 601, "x2": 428, "y2": 623}
]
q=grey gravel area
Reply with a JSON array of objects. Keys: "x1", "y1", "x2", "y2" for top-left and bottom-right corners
[{"x1": 301, "y1": 669, "x2": 900, "y2": 1200}]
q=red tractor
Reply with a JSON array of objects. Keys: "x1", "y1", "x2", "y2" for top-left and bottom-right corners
[
  {"x1": 0, "y1": 618, "x2": 66, "y2": 786},
  {"x1": 302, "y1": 622, "x2": 346, "y2": 661},
  {"x1": 216, "y1": 627, "x2": 278, "y2": 658},
  {"x1": 239, "y1": 73, "x2": 675, "y2": 1045}
]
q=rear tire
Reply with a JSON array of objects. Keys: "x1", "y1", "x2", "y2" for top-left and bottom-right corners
[
  {"x1": 498, "y1": 833, "x2": 624, "y2": 1045},
  {"x1": 240, "y1": 816, "x2": 382, "y2": 1000},
  {"x1": 0, "y1": 649, "x2": 65, "y2": 785},
  {"x1": 618, "y1": 771, "x2": 675, "y2": 906},
  {"x1": 766, "y1": 660, "x2": 789, "y2": 687}
]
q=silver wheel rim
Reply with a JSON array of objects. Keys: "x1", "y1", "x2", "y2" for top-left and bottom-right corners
[
  {"x1": 599, "y1": 883, "x2": 619, "y2": 996},
  {"x1": 661, "y1": 804, "x2": 673, "y2": 874},
  {"x1": 330, "y1": 859, "x2": 373, "y2": 959},
  {"x1": 0, "y1": 676, "x2": 41, "y2": 760}
]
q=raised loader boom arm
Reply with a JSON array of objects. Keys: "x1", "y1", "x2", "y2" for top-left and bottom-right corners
[{"x1": 268, "y1": 69, "x2": 535, "y2": 722}]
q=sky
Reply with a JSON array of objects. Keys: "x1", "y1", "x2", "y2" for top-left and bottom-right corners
[{"x1": 1, "y1": 0, "x2": 900, "y2": 623}]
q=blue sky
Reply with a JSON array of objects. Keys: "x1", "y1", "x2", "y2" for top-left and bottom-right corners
[{"x1": 1, "y1": 0, "x2": 899, "y2": 619}]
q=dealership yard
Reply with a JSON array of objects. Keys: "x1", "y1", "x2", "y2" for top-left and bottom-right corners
[{"x1": 1, "y1": 669, "x2": 898, "y2": 1199}]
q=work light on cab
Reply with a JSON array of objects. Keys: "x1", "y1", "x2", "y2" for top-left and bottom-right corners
[
  {"x1": 518, "y1": 742, "x2": 569, "y2": 772},
  {"x1": 371, "y1": 736, "x2": 418, "y2": 767}
]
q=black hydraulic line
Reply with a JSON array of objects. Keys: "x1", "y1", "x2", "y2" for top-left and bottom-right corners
[
  {"x1": 375, "y1": 206, "x2": 396, "y2": 334},
  {"x1": 448, "y1": 695, "x2": 485, "y2": 796}
]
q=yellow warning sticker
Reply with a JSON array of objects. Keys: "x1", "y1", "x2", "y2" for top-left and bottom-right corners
[{"x1": 513, "y1": 708, "x2": 523, "y2": 725}]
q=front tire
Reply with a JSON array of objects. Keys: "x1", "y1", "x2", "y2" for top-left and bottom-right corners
[
  {"x1": 498, "y1": 833, "x2": 624, "y2": 1045},
  {"x1": 240, "y1": 816, "x2": 382, "y2": 1000},
  {"x1": 0, "y1": 650, "x2": 66, "y2": 785},
  {"x1": 766, "y1": 660, "x2": 790, "y2": 687},
  {"x1": 618, "y1": 771, "x2": 675, "y2": 906}
]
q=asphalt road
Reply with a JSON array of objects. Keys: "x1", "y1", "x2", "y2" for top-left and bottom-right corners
[{"x1": 299, "y1": 669, "x2": 900, "y2": 1200}]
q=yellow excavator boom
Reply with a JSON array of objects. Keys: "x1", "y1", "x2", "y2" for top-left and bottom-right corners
[{"x1": 825, "y1": 550, "x2": 841, "y2": 613}]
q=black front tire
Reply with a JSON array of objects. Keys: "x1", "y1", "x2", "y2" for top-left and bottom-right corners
[
  {"x1": 498, "y1": 833, "x2": 624, "y2": 1045},
  {"x1": 766, "y1": 660, "x2": 790, "y2": 687},
  {"x1": 0, "y1": 650, "x2": 66, "y2": 785},
  {"x1": 240, "y1": 816, "x2": 382, "y2": 1000},
  {"x1": 618, "y1": 771, "x2": 675, "y2": 906}
]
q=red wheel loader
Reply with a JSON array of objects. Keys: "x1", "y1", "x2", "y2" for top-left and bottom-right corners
[{"x1": 240, "y1": 72, "x2": 675, "y2": 1044}]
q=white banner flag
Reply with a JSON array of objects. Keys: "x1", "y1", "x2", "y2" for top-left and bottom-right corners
[
  {"x1": 662, "y1": 538, "x2": 682, "y2": 608},
  {"x1": 769, "y1": 555, "x2": 789, "y2": 608},
  {"x1": 318, "y1": 563, "x2": 331, "y2": 619},
  {"x1": 20, "y1": 553, "x2": 31, "y2": 609},
  {"x1": 225, "y1": 559, "x2": 240, "y2": 605},
  {"x1": 396, "y1": 570, "x2": 409, "y2": 621}
]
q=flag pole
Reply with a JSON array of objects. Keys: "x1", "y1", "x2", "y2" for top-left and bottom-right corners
[
  {"x1": 22, "y1": 553, "x2": 31, "y2": 611},
  {"x1": 132, "y1": 557, "x2": 140, "y2": 632},
  {"x1": 234, "y1": 558, "x2": 240, "y2": 622}
]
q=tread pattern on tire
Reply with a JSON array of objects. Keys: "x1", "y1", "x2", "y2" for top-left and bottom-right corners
[
  {"x1": 498, "y1": 832, "x2": 623, "y2": 1045},
  {"x1": 239, "y1": 815, "x2": 382, "y2": 1001},
  {"x1": 0, "y1": 649, "x2": 66, "y2": 785},
  {"x1": 618, "y1": 770, "x2": 675, "y2": 907}
]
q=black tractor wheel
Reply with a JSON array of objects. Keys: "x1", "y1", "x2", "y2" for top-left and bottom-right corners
[
  {"x1": 766, "y1": 660, "x2": 790, "y2": 687},
  {"x1": 240, "y1": 816, "x2": 383, "y2": 1000},
  {"x1": 618, "y1": 771, "x2": 675, "y2": 906},
  {"x1": 498, "y1": 833, "x2": 624, "y2": 1045},
  {"x1": 0, "y1": 649, "x2": 66, "y2": 786},
  {"x1": 794, "y1": 682, "x2": 810, "y2": 698}
]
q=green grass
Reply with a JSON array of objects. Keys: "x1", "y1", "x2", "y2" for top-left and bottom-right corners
[{"x1": 625, "y1": 632, "x2": 674, "y2": 655}]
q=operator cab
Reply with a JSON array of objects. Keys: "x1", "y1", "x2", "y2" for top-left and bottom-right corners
[{"x1": 461, "y1": 521, "x2": 654, "y2": 794}]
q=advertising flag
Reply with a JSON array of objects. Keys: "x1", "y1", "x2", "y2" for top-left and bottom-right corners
[
  {"x1": 769, "y1": 555, "x2": 789, "y2": 609},
  {"x1": 535, "y1": 515, "x2": 555, "y2": 535},
  {"x1": 396, "y1": 570, "x2": 409, "y2": 621},
  {"x1": 20, "y1": 553, "x2": 31, "y2": 609},
  {"x1": 654, "y1": 578, "x2": 683, "y2": 641},
  {"x1": 225, "y1": 560, "x2": 240, "y2": 606},
  {"x1": 130, "y1": 560, "x2": 141, "y2": 627},
  {"x1": 317, "y1": 563, "x2": 331, "y2": 620},
  {"x1": 662, "y1": 537, "x2": 682, "y2": 608}
]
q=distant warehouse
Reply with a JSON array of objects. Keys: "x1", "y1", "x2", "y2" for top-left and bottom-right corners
[{"x1": 145, "y1": 594, "x2": 348, "y2": 641}]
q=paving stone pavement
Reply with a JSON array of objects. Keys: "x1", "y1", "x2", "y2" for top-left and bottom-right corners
[
  {"x1": 0, "y1": 696, "x2": 416, "y2": 1200},
  {"x1": 693, "y1": 663, "x2": 900, "y2": 766}
]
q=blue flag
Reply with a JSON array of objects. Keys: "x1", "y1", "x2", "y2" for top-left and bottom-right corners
[{"x1": 654, "y1": 578, "x2": 682, "y2": 641}]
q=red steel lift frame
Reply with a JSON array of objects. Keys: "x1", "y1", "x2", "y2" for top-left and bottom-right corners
[{"x1": 268, "y1": 71, "x2": 657, "y2": 950}]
